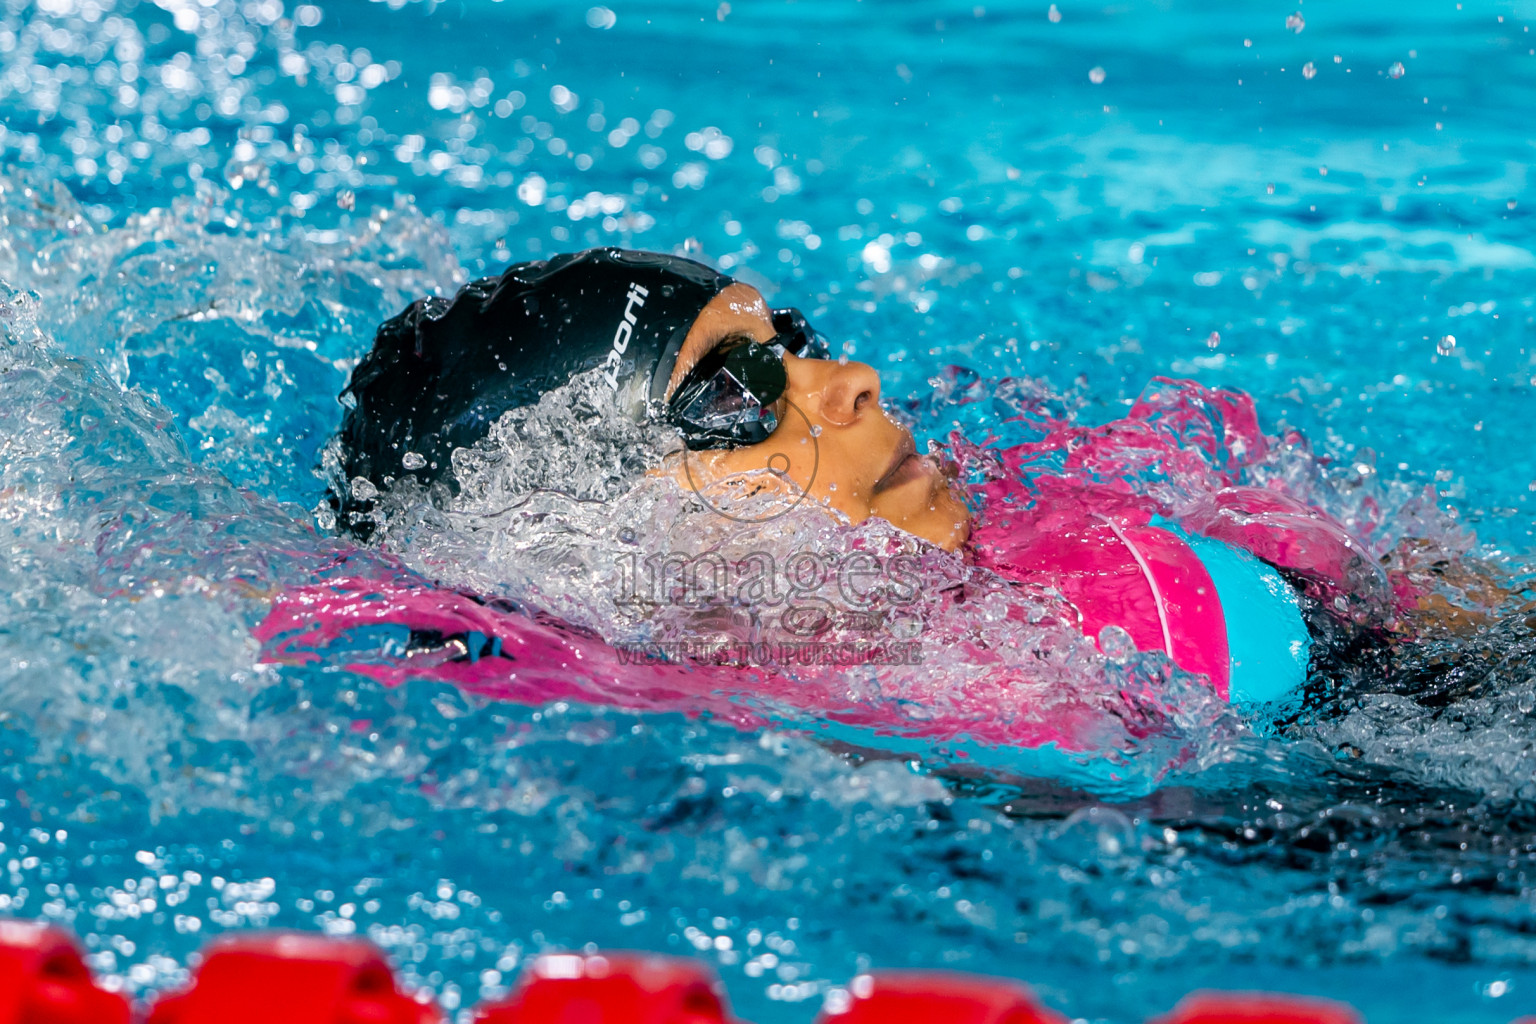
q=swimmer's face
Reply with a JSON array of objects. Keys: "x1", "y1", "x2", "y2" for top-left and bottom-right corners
[{"x1": 664, "y1": 283, "x2": 970, "y2": 551}]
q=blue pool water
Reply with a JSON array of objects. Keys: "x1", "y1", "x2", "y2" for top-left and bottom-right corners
[{"x1": 3, "y1": 0, "x2": 1536, "y2": 1020}]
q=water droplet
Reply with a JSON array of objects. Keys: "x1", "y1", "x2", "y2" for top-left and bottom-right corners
[
  {"x1": 401, "y1": 451, "x2": 427, "y2": 471},
  {"x1": 1266, "y1": 183, "x2": 1276, "y2": 195},
  {"x1": 1088, "y1": 66, "x2": 1106, "y2": 84},
  {"x1": 1507, "y1": 199, "x2": 1518, "y2": 210},
  {"x1": 1437, "y1": 335, "x2": 1457, "y2": 355},
  {"x1": 1285, "y1": 11, "x2": 1305, "y2": 33},
  {"x1": 1206, "y1": 331, "x2": 1221, "y2": 349},
  {"x1": 1302, "y1": 62, "x2": 1317, "y2": 79},
  {"x1": 1098, "y1": 624, "x2": 1136, "y2": 661},
  {"x1": 1047, "y1": 3, "x2": 1061, "y2": 22},
  {"x1": 1388, "y1": 61, "x2": 1406, "y2": 79}
]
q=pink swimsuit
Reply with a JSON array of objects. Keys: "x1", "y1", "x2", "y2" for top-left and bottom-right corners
[{"x1": 255, "y1": 379, "x2": 1405, "y2": 785}]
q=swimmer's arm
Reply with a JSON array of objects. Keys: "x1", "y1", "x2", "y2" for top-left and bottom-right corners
[{"x1": 1386, "y1": 541, "x2": 1535, "y2": 636}]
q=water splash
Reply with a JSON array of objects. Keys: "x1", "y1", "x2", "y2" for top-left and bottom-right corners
[{"x1": 3, "y1": 0, "x2": 1536, "y2": 1019}]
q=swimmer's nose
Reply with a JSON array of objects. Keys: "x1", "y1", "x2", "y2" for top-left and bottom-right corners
[{"x1": 787, "y1": 354, "x2": 882, "y2": 426}]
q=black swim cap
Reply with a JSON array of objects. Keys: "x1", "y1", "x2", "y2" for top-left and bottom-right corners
[{"x1": 333, "y1": 247, "x2": 732, "y2": 533}]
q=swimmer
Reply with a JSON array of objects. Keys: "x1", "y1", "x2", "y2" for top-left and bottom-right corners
[
  {"x1": 327, "y1": 246, "x2": 1522, "y2": 718},
  {"x1": 336, "y1": 247, "x2": 969, "y2": 552}
]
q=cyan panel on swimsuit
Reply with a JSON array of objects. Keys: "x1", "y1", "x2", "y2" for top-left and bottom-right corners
[{"x1": 1160, "y1": 523, "x2": 1311, "y2": 705}]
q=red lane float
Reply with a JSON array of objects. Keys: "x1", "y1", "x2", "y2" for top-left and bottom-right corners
[
  {"x1": 1152, "y1": 991, "x2": 1364, "y2": 1024},
  {"x1": 4, "y1": 920, "x2": 1527, "y2": 1024},
  {"x1": 0, "y1": 919, "x2": 131, "y2": 1024},
  {"x1": 815, "y1": 970, "x2": 1067, "y2": 1024},
  {"x1": 475, "y1": 951, "x2": 738, "y2": 1024},
  {"x1": 144, "y1": 932, "x2": 440, "y2": 1024}
]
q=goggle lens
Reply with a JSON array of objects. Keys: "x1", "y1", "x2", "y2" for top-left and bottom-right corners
[
  {"x1": 771, "y1": 307, "x2": 831, "y2": 360},
  {"x1": 668, "y1": 307, "x2": 828, "y2": 450}
]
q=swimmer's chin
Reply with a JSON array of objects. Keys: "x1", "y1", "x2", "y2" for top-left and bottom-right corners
[{"x1": 864, "y1": 452, "x2": 972, "y2": 553}]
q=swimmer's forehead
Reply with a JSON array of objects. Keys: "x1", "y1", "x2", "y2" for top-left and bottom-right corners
[{"x1": 666, "y1": 283, "x2": 777, "y2": 399}]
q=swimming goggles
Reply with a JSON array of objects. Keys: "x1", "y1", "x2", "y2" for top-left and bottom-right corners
[{"x1": 667, "y1": 307, "x2": 830, "y2": 450}]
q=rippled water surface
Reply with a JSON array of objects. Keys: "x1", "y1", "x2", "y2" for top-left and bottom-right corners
[{"x1": 3, "y1": 0, "x2": 1536, "y2": 1020}]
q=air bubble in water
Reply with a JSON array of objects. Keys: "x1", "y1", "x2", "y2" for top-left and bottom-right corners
[
  {"x1": 1302, "y1": 62, "x2": 1317, "y2": 79},
  {"x1": 1509, "y1": 199, "x2": 1519, "y2": 210},
  {"x1": 1437, "y1": 335, "x2": 1457, "y2": 355},
  {"x1": 401, "y1": 451, "x2": 427, "y2": 471},
  {"x1": 1388, "y1": 61, "x2": 1406, "y2": 79},
  {"x1": 1088, "y1": 66, "x2": 1106, "y2": 84},
  {"x1": 1048, "y1": 3, "x2": 1061, "y2": 22},
  {"x1": 1206, "y1": 331, "x2": 1221, "y2": 349},
  {"x1": 1285, "y1": 11, "x2": 1305, "y2": 33}
]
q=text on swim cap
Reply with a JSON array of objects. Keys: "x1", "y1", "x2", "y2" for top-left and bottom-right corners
[{"x1": 601, "y1": 282, "x2": 650, "y2": 390}]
